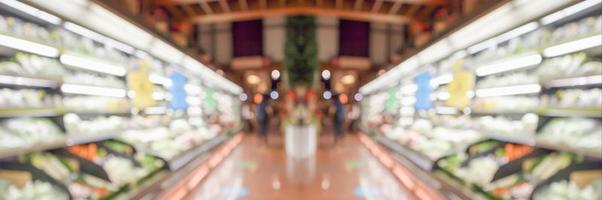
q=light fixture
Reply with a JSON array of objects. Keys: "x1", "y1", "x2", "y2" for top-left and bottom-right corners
[
  {"x1": 542, "y1": 34, "x2": 602, "y2": 58},
  {"x1": 493, "y1": 22, "x2": 539, "y2": 45},
  {"x1": 149, "y1": 74, "x2": 172, "y2": 87},
  {"x1": 400, "y1": 96, "x2": 416, "y2": 106},
  {"x1": 0, "y1": 74, "x2": 59, "y2": 88},
  {"x1": 545, "y1": 75, "x2": 602, "y2": 88},
  {"x1": 430, "y1": 73, "x2": 453, "y2": 87},
  {"x1": 270, "y1": 91, "x2": 279, "y2": 100},
  {"x1": 323, "y1": 91, "x2": 332, "y2": 100},
  {"x1": 475, "y1": 84, "x2": 541, "y2": 98},
  {"x1": 246, "y1": 74, "x2": 261, "y2": 85},
  {"x1": 0, "y1": 0, "x2": 61, "y2": 25},
  {"x1": 435, "y1": 106, "x2": 458, "y2": 115},
  {"x1": 184, "y1": 84, "x2": 202, "y2": 95},
  {"x1": 0, "y1": 34, "x2": 59, "y2": 57},
  {"x1": 321, "y1": 70, "x2": 331, "y2": 80},
  {"x1": 540, "y1": 0, "x2": 601, "y2": 25},
  {"x1": 400, "y1": 84, "x2": 417, "y2": 95},
  {"x1": 239, "y1": 93, "x2": 248, "y2": 101},
  {"x1": 144, "y1": 106, "x2": 167, "y2": 115},
  {"x1": 467, "y1": 22, "x2": 539, "y2": 55},
  {"x1": 59, "y1": 53, "x2": 127, "y2": 76},
  {"x1": 186, "y1": 96, "x2": 202, "y2": 106},
  {"x1": 341, "y1": 74, "x2": 356, "y2": 84},
  {"x1": 271, "y1": 70, "x2": 280, "y2": 80},
  {"x1": 152, "y1": 92, "x2": 165, "y2": 100},
  {"x1": 353, "y1": 93, "x2": 363, "y2": 101},
  {"x1": 63, "y1": 22, "x2": 134, "y2": 54},
  {"x1": 61, "y1": 84, "x2": 127, "y2": 97},
  {"x1": 475, "y1": 54, "x2": 542, "y2": 76}
]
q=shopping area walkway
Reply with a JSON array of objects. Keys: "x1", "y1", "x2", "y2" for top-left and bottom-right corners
[{"x1": 190, "y1": 133, "x2": 409, "y2": 200}]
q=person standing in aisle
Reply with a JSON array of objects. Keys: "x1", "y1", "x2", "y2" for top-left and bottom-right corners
[
  {"x1": 256, "y1": 93, "x2": 270, "y2": 142},
  {"x1": 333, "y1": 94, "x2": 346, "y2": 142}
]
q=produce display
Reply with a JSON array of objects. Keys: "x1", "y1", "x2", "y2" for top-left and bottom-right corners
[
  {"x1": 0, "y1": 3, "x2": 241, "y2": 199},
  {"x1": 360, "y1": 3, "x2": 602, "y2": 199}
]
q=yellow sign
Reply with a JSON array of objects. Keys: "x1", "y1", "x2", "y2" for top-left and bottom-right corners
[
  {"x1": 127, "y1": 61, "x2": 156, "y2": 109},
  {"x1": 446, "y1": 60, "x2": 474, "y2": 109}
]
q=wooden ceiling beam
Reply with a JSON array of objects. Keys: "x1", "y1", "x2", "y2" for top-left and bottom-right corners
[
  {"x1": 156, "y1": 0, "x2": 220, "y2": 6},
  {"x1": 219, "y1": 0, "x2": 230, "y2": 12},
  {"x1": 354, "y1": 0, "x2": 364, "y2": 10},
  {"x1": 185, "y1": 6, "x2": 410, "y2": 24},
  {"x1": 371, "y1": 0, "x2": 383, "y2": 12},
  {"x1": 182, "y1": 4, "x2": 197, "y2": 16},
  {"x1": 199, "y1": 1, "x2": 213, "y2": 14},
  {"x1": 382, "y1": 0, "x2": 446, "y2": 5},
  {"x1": 336, "y1": 0, "x2": 343, "y2": 9},
  {"x1": 388, "y1": 1, "x2": 402, "y2": 14},
  {"x1": 406, "y1": 4, "x2": 421, "y2": 16},
  {"x1": 239, "y1": 0, "x2": 248, "y2": 10},
  {"x1": 260, "y1": 0, "x2": 267, "y2": 9},
  {"x1": 316, "y1": 0, "x2": 323, "y2": 7}
]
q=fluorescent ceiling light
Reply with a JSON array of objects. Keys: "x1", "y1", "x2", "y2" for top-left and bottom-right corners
[
  {"x1": 61, "y1": 84, "x2": 127, "y2": 97},
  {"x1": 0, "y1": 74, "x2": 59, "y2": 88},
  {"x1": 149, "y1": 74, "x2": 172, "y2": 87},
  {"x1": 152, "y1": 92, "x2": 165, "y2": 100},
  {"x1": 0, "y1": 34, "x2": 59, "y2": 57},
  {"x1": 400, "y1": 84, "x2": 417, "y2": 95},
  {"x1": 543, "y1": 34, "x2": 602, "y2": 58},
  {"x1": 436, "y1": 106, "x2": 458, "y2": 115},
  {"x1": 186, "y1": 96, "x2": 202, "y2": 105},
  {"x1": 430, "y1": 73, "x2": 453, "y2": 87},
  {"x1": 476, "y1": 84, "x2": 541, "y2": 98},
  {"x1": 468, "y1": 22, "x2": 539, "y2": 55},
  {"x1": 185, "y1": 84, "x2": 202, "y2": 95},
  {"x1": 60, "y1": 53, "x2": 127, "y2": 76},
  {"x1": 64, "y1": 22, "x2": 135, "y2": 54},
  {"x1": 0, "y1": 0, "x2": 61, "y2": 25},
  {"x1": 144, "y1": 106, "x2": 166, "y2": 115},
  {"x1": 494, "y1": 22, "x2": 539, "y2": 44},
  {"x1": 540, "y1": 0, "x2": 601, "y2": 25},
  {"x1": 475, "y1": 54, "x2": 542, "y2": 76},
  {"x1": 545, "y1": 75, "x2": 602, "y2": 88},
  {"x1": 400, "y1": 96, "x2": 416, "y2": 106}
]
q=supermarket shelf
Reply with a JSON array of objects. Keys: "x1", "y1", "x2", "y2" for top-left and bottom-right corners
[
  {"x1": 0, "y1": 32, "x2": 60, "y2": 57},
  {"x1": 0, "y1": 140, "x2": 64, "y2": 159},
  {"x1": 0, "y1": 74, "x2": 61, "y2": 88},
  {"x1": 0, "y1": 107, "x2": 64, "y2": 118},
  {"x1": 375, "y1": 136, "x2": 435, "y2": 171},
  {"x1": 535, "y1": 107, "x2": 602, "y2": 118},
  {"x1": 535, "y1": 138, "x2": 602, "y2": 159},
  {"x1": 167, "y1": 135, "x2": 229, "y2": 170},
  {"x1": 0, "y1": 132, "x2": 122, "y2": 159},
  {"x1": 480, "y1": 131, "x2": 537, "y2": 146},
  {"x1": 543, "y1": 75, "x2": 602, "y2": 88},
  {"x1": 128, "y1": 135, "x2": 231, "y2": 199}
]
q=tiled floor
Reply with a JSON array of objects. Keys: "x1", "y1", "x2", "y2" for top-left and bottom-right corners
[{"x1": 190, "y1": 133, "x2": 409, "y2": 200}]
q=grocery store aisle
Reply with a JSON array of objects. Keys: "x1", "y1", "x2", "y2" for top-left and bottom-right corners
[{"x1": 190, "y1": 133, "x2": 409, "y2": 200}]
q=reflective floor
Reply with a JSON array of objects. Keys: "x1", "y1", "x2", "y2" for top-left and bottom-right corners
[{"x1": 191, "y1": 133, "x2": 409, "y2": 200}]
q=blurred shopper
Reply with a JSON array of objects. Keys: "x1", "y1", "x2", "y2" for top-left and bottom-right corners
[
  {"x1": 256, "y1": 94, "x2": 270, "y2": 141},
  {"x1": 333, "y1": 94, "x2": 346, "y2": 141}
]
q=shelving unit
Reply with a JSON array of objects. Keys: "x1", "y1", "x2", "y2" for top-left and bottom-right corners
[
  {"x1": 0, "y1": 1, "x2": 242, "y2": 199},
  {"x1": 360, "y1": 0, "x2": 602, "y2": 199}
]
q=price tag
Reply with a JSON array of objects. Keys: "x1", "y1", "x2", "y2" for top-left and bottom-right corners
[
  {"x1": 127, "y1": 61, "x2": 156, "y2": 109},
  {"x1": 415, "y1": 72, "x2": 432, "y2": 110},
  {"x1": 446, "y1": 60, "x2": 474, "y2": 109},
  {"x1": 170, "y1": 72, "x2": 187, "y2": 111}
]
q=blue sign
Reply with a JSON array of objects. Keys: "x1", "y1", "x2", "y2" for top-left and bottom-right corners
[
  {"x1": 415, "y1": 72, "x2": 432, "y2": 110},
  {"x1": 170, "y1": 72, "x2": 187, "y2": 110}
]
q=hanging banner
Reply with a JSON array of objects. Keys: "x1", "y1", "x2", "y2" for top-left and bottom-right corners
[
  {"x1": 446, "y1": 60, "x2": 475, "y2": 109},
  {"x1": 415, "y1": 72, "x2": 432, "y2": 110},
  {"x1": 127, "y1": 60, "x2": 156, "y2": 109},
  {"x1": 170, "y1": 72, "x2": 187, "y2": 111}
]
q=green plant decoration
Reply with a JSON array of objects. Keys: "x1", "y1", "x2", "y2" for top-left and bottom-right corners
[{"x1": 284, "y1": 16, "x2": 318, "y2": 87}]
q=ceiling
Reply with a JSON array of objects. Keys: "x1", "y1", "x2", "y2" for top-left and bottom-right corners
[{"x1": 150, "y1": 0, "x2": 453, "y2": 24}]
